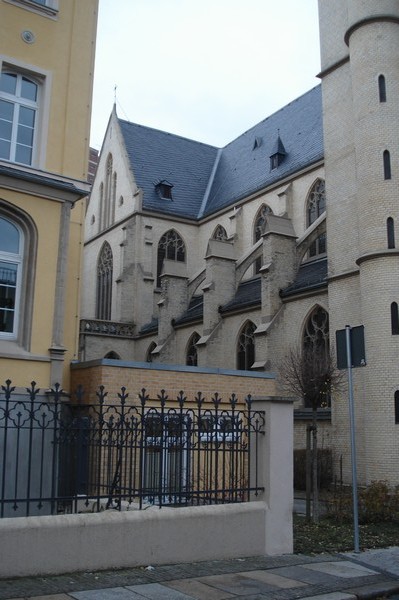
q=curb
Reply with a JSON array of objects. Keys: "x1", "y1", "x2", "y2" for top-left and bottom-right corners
[{"x1": 348, "y1": 580, "x2": 399, "y2": 599}]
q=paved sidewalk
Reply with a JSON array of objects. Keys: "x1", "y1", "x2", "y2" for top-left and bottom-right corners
[{"x1": 1, "y1": 548, "x2": 399, "y2": 600}]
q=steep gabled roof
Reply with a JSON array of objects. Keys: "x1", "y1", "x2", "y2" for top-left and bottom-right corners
[
  {"x1": 203, "y1": 86, "x2": 323, "y2": 216},
  {"x1": 118, "y1": 120, "x2": 218, "y2": 219},
  {"x1": 118, "y1": 85, "x2": 323, "y2": 220}
]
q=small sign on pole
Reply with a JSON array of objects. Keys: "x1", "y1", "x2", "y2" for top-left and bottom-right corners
[{"x1": 335, "y1": 325, "x2": 365, "y2": 554}]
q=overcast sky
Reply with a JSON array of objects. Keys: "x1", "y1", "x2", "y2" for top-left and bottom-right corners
[{"x1": 90, "y1": 0, "x2": 321, "y2": 150}]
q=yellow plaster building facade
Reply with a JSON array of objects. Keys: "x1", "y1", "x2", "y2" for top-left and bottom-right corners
[{"x1": 0, "y1": 0, "x2": 98, "y2": 391}]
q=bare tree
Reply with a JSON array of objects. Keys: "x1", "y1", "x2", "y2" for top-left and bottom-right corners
[{"x1": 280, "y1": 345, "x2": 343, "y2": 522}]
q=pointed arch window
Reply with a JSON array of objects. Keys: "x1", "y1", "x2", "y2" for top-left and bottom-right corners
[
  {"x1": 96, "y1": 242, "x2": 113, "y2": 320},
  {"x1": 146, "y1": 341, "x2": 157, "y2": 362},
  {"x1": 303, "y1": 306, "x2": 330, "y2": 408},
  {"x1": 237, "y1": 321, "x2": 256, "y2": 371},
  {"x1": 253, "y1": 204, "x2": 272, "y2": 273},
  {"x1": 186, "y1": 332, "x2": 200, "y2": 366},
  {"x1": 306, "y1": 180, "x2": 326, "y2": 259},
  {"x1": 104, "y1": 351, "x2": 120, "y2": 360},
  {"x1": 157, "y1": 230, "x2": 185, "y2": 287},
  {"x1": 112, "y1": 172, "x2": 117, "y2": 223},
  {"x1": 101, "y1": 153, "x2": 113, "y2": 228},
  {"x1": 212, "y1": 225, "x2": 228, "y2": 241}
]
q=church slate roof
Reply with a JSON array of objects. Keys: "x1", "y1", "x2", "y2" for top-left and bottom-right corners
[
  {"x1": 220, "y1": 277, "x2": 261, "y2": 314},
  {"x1": 280, "y1": 258, "x2": 327, "y2": 298},
  {"x1": 118, "y1": 85, "x2": 323, "y2": 220},
  {"x1": 173, "y1": 295, "x2": 204, "y2": 327},
  {"x1": 119, "y1": 120, "x2": 218, "y2": 219}
]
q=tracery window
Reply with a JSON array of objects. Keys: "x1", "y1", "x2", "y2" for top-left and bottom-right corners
[
  {"x1": 0, "y1": 70, "x2": 38, "y2": 165},
  {"x1": 253, "y1": 204, "x2": 272, "y2": 273},
  {"x1": 96, "y1": 242, "x2": 113, "y2": 320},
  {"x1": 303, "y1": 306, "x2": 330, "y2": 408},
  {"x1": 237, "y1": 321, "x2": 256, "y2": 371},
  {"x1": 186, "y1": 332, "x2": 200, "y2": 366},
  {"x1": 306, "y1": 180, "x2": 326, "y2": 259},
  {"x1": 303, "y1": 306, "x2": 329, "y2": 354},
  {"x1": 157, "y1": 230, "x2": 185, "y2": 287},
  {"x1": 212, "y1": 225, "x2": 228, "y2": 241}
]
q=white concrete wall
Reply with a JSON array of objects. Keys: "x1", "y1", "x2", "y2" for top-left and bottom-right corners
[
  {"x1": 0, "y1": 395, "x2": 293, "y2": 578},
  {"x1": 0, "y1": 502, "x2": 273, "y2": 578}
]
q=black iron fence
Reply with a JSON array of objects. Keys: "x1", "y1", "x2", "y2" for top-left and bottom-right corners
[{"x1": 0, "y1": 381, "x2": 265, "y2": 518}]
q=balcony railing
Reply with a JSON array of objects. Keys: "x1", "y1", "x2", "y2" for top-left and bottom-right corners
[{"x1": 80, "y1": 319, "x2": 135, "y2": 338}]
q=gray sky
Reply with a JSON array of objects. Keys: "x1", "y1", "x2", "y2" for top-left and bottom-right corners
[{"x1": 90, "y1": 0, "x2": 321, "y2": 150}]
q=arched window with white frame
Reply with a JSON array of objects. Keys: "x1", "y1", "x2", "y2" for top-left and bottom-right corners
[{"x1": 0, "y1": 216, "x2": 23, "y2": 337}]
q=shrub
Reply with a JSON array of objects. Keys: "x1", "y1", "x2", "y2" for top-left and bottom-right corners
[
  {"x1": 327, "y1": 481, "x2": 399, "y2": 524},
  {"x1": 294, "y1": 448, "x2": 333, "y2": 491}
]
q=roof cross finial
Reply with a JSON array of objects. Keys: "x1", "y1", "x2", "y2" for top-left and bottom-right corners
[{"x1": 114, "y1": 84, "x2": 117, "y2": 103}]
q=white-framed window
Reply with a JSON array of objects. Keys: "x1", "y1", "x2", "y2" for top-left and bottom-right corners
[
  {"x1": 199, "y1": 414, "x2": 240, "y2": 443},
  {"x1": 0, "y1": 69, "x2": 39, "y2": 166},
  {"x1": 143, "y1": 413, "x2": 189, "y2": 504},
  {"x1": 0, "y1": 216, "x2": 23, "y2": 338},
  {"x1": 3, "y1": 0, "x2": 59, "y2": 18}
]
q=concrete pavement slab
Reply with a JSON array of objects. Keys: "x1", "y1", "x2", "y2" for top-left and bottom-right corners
[
  {"x1": 267, "y1": 565, "x2": 342, "y2": 585},
  {"x1": 192, "y1": 573, "x2": 280, "y2": 596},
  {"x1": 302, "y1": 560, "x2": 379, "y2": 578},
  {"x1": 299, "y1": 593, "x2": 356, "y2": 600},
  {"x1": 69, "y1": 588, "x2": 143, "y2": 600},
  {"x1": 164, "y1": 578, "x2": 235, "y2": 599},
  {"x1": 27, "y1": 596, "x2": 73, "y2": 600},
  {"x1": 126, "y1": 582, "x2": 195, "y2": 599},
  {"x1": 345, "y1": 547, "x2": 399, "y2": 577},
  {"x1": 235, "y1": 569, "x2": 307, "y2": 589}
]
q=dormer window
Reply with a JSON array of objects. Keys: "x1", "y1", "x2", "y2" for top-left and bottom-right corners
[
  {"x1": 155, "y1": 179, "x2": 173, "y2": 200},
  {"x1": 269, "y1": 132, "x2": 286, "y2": 170}
]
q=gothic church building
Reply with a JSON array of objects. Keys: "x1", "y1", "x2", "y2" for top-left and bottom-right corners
[{"x1": 81, "y1": 0, "x2": 399, "y2": 486}]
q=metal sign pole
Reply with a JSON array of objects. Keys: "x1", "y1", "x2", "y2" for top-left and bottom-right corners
[{"x1": 345, "y1": 325, "x2": 360, "y2": 553}]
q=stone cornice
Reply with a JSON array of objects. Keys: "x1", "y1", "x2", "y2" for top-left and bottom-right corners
[
  {"x1": 344, "y1": 15, "x2": 399, "y2": 46},
  {"x1": 356, "y1": 249, "x2": 399, "y2": 266}
]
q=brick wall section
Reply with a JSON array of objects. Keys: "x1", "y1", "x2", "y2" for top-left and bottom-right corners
[{"x1": 70, "y1": 360, "x2": 276, "y2": 406}]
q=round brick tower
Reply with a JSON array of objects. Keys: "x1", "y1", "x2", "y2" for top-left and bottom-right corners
[{"x1": 319, "y1": 0, "x2": 399, "y2": 484}]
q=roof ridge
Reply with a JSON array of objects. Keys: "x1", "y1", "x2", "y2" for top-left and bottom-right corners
[
  {"x1": 221, "y1": 84, "x2": 322, "y2": 150},
  {"x1": 117, "y1": 117, "x2": 219, "y2": 150},
  {"x1": 197, "y1": 148, "x2": 223, "y2": 219}
]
